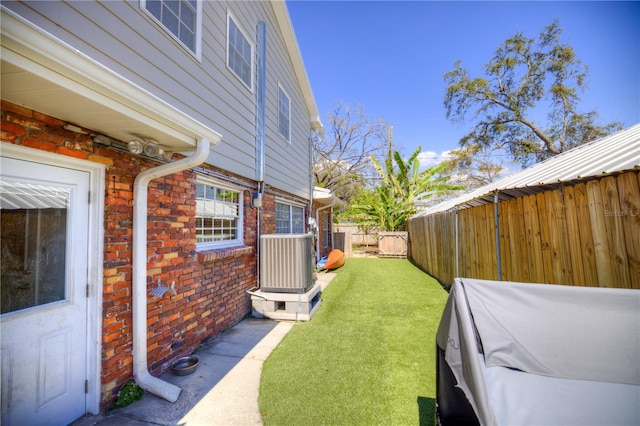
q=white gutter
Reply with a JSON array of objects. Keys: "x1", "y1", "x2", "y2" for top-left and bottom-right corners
[{"x1": 132, "y1": 138, "x2": 212, "y2": 402}]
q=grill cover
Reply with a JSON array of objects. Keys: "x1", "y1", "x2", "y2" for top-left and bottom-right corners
[{"x1": 436, "y1": 278, "x2": 640, "y2": 425}]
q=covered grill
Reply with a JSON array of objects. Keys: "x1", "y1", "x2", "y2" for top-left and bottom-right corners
[{"x1": 436, "y1": 278, "x2": 640, "y2": 425}]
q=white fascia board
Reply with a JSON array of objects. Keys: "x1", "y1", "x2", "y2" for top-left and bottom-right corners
[{"x1": 270, "y1": 0, "x2": 322, "y2": 130}]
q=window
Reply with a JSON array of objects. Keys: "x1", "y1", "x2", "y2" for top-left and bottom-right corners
[
  {"x1": 227, "y1": 14, "x2": 253, "y2": 88},
  {"x1": 275, "y1": 201, "x2": 305, "y2": 234},
  {"x1": 143, "y1": 0, "x2": 201, "y2": 54},
  {"x1": 196, "y1": 180, "x2": 243, "y2": 248},
  {"x1": 1, "y1": 181, "x2": 69, "y2": 313},
  {"x1": 278, "y1": 85, "x2": 291, "y2": 141}
]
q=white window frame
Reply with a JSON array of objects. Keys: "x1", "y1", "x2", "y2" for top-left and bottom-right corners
[
  {"x1": 141, "y1": 0, "x2": 202, "y2": 59},
  {"x1": 195, "y1": 177, "x2": 244, "y2": 250},
  {"x1": 278, "y1": 84, "x2": 291, "y2": 142},
  {"x1": 226, "y1": 11, "x2": 253, "y2": 90},
  {"x1": 275, "y1": 200, "x2": 305, "y2": 234},
  {"x1": 323, "y1": 212, "x2": 329, "y2": 248}
]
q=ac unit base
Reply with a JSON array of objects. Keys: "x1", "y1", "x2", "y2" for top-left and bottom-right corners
[{"x1": 250, "y1": 282, "x2": 322, "y2": 321}]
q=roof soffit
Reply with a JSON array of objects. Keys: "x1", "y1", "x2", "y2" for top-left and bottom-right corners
[{"x1": 1, "y1": 7, "x2": 222, "y2": 150}]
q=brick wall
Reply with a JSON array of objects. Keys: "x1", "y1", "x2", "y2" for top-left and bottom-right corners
[{"x1": 0, "y1": 101, "x2": 291, "y2": 409}]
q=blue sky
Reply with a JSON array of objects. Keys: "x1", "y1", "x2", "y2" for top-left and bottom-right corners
[{"x1": 287, "y1": 1, "x2": 640, "y2": 167}]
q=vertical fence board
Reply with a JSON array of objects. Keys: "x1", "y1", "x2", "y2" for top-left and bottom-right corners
[
  {"x1": 587, "y1": 180, "x2": 614, "y2": 287},
  {"x1": 523, "y1": 194, "x2": 545, "y2": 283},
  {"x1": 536, "y1": 192, "x2": 555, "y2": 283},
  {"x1": 515, "y1": 197, "x2": 530, "y2": 282},
  {"x1": 461, "y1": 209, "x2": 474, "y2": 278},
  {"x1": 499, "y1": 200, "x2": 512, "y2": 281},
  {"x1": 617, "y1": 172, "x2": 640, "y2": 289},
  {"x1": 547, "y1": 189, "x2": 573, "y2": 285},
  {"x1": 575, "y1": 183, "x2": 599, "y2": 286},
  {"x1": 476, "y1": 205, "x2": 488, "y2": 279},
  {"x1": 600, "y1": 176, "x2": 631, "y2": 288},
  {"x1": 407, "y1": 171, "x2": 637, "y2": 290},
  {"x1": 486, "y1": 203, "x2": 498, "y2": 280},
  {"x1": 564, "y1": 185, "x2": 586, "y2": 286}
]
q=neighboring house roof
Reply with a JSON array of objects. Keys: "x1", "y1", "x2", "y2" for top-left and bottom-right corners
[
  {"x1": 417, "y1": 123, "x2": 640, "y2": 215},
  {"x1": 313, "y1": 186, "x2": 345, "y2": 210},
  {"x1": 271, "y1": 1, "x2": 321, "y2": 130}
]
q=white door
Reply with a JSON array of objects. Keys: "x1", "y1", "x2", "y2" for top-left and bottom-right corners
[{"x1": 1, "y1": 157, "x2": 89, "y2": 425}]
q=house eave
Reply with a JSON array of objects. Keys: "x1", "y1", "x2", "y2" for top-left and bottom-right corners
[{"x1": 0, "y1": 6, "x2": 222, "y2": 150}]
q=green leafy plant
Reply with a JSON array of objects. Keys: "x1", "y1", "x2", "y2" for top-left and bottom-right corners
[
  {"x1": 110, "y1": 379, "x2": 144, "y2": 410},
  {"x1": 348, "y1": 145, "x2": 463, "y2": 231}
]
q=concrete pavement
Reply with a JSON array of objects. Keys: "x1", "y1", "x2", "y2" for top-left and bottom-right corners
[{"x1": 72, "y1": 272, "x2": 336, "y2": 426}]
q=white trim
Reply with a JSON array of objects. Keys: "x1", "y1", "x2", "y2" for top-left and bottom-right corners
[
  {"x1": 226, "y1": 10, "x2": 254, "y2": 92},
  {"x1": 140, "y1": 0, "x2": 203, "y2": 61},
  {"x1": 0, "y1": 142, "x2": 105, "y2": 415},
  {"x1": 277, "y1": 83, "x2": 292, "y2": 143},
  {"x1": 275, "y1": 196, "x2": 305, "y2": 208},
  {"x1": 275, "y1": 199, "x2": 306, "y2": 234},
  {"x1": 195, "y1": 176, "x2": 245, "y2": 251}
]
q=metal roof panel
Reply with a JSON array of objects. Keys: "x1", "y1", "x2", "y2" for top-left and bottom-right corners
[{"x1": 417, "y1": 123, "x2": 640, "y2": 216}]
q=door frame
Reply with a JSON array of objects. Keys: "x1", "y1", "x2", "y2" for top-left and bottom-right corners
[{"x1": 1, "y1": 143, "x2": 105, "y2": 415}]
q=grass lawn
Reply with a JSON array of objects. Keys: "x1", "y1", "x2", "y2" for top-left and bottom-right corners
[{"x1": 259, "y1": 258, "x2": 449, "y2": 425}]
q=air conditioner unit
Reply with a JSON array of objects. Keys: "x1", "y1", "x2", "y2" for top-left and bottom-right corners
[{"x1": 260, "y1": 233, "x2": 314, "y2": 293}]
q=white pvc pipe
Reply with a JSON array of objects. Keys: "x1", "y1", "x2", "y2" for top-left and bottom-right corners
[{"x1": 132, "y1": 139, "x2": 211, "y2": 402}]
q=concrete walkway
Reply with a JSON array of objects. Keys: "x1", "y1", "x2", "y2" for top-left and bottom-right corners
[{"x1": 73, "y1": 272, "x2": 336, "y2": 426}]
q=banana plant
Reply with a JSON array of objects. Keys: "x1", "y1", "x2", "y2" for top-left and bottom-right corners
[{"x1": 363, "y1": 146, "x2": 464, "y2": 231}]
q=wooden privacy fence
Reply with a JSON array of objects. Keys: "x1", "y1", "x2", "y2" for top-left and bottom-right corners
[
  {"x1": 335, "y1": 224, "x2": 378, "y2": 246},
  {"x1": 408, "y1": 170, "x2": 640, "y2": 289}
]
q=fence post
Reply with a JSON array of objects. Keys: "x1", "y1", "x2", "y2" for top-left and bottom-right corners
[{"x1": 494, "y1": 191, "x2": 502, "y2": 281}]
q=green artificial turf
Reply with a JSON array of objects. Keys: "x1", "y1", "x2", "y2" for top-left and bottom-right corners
[{"x1": 259, "y1": 258, "x2": 450, "y2": 426}]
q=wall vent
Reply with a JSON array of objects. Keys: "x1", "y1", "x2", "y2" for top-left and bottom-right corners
[{"x1": 260, "y1": 234, "x2": 314, "y2": 293}]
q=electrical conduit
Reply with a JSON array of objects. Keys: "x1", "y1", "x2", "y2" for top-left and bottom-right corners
[{"x1": 132, "y1": 138, "x2": 212, "y2": 402}]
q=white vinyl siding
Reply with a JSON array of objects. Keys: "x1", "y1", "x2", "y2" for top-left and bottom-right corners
[
  {"x1": 142, "y1": 0, "x2": 201, "y2": 56},
  {"x1": 227, "y1": 13, "x2": 253, "y2": 89},
  {"x1": 196, "y1": 179, "x2": 243, "y2": 249},
  {"x1": 5, "y1": 1, "x2": 313, "y2": 198},
  {"x1": 275, "y1": 201, "x2": 304, "y2": 234}
]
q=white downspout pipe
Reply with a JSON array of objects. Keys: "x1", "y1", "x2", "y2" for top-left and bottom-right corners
[{"x1": 132, "y1": 138, "x2": 211, "y2": 402}]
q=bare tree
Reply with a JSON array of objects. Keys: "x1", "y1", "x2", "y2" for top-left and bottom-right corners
[{"x1": 313, "y1": 102, "x2": 389, "y2": 202}]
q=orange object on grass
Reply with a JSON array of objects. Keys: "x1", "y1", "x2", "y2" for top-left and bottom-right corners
[{"x1": 324, "y1": 249, "x2": 345, "y2": 270}]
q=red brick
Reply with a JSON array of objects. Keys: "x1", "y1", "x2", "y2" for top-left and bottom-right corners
[
  {"x1": 58, "y1": 146, "x2": 87, "y2": 159},
  {"x1": 1, "y1": 101, "x2": 32, "y2": 117},
  {"x1": 6, "y1": 111, "x2": 44, "y2": 130},
  {"x1": 31, "y1": 131, "x2": 65, "y2": 144},
  {"x1": 22, "y1": 138, "x2": 57, "y2": 152},
  {"x1": 1, "y1": 120, "x2": 27, "y2": 137}
]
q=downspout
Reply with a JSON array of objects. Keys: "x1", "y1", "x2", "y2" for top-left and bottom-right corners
[
  {"x1": 494, "y1": 191, "x2": 502, "y2": 281},
  {"x1": 253, "y1": 20, "x2": 266, "y2": 290},
  {"x1": 133, "y1": 138, "x2": 211, "y2": 402},
  {"x1": 315, "y1": 199, "x2": 335, "y2": 262}
]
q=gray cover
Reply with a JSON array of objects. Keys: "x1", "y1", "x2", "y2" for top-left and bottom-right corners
[{"x1": 437, "y1": 277, "x2": 640, "y2": 425}]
